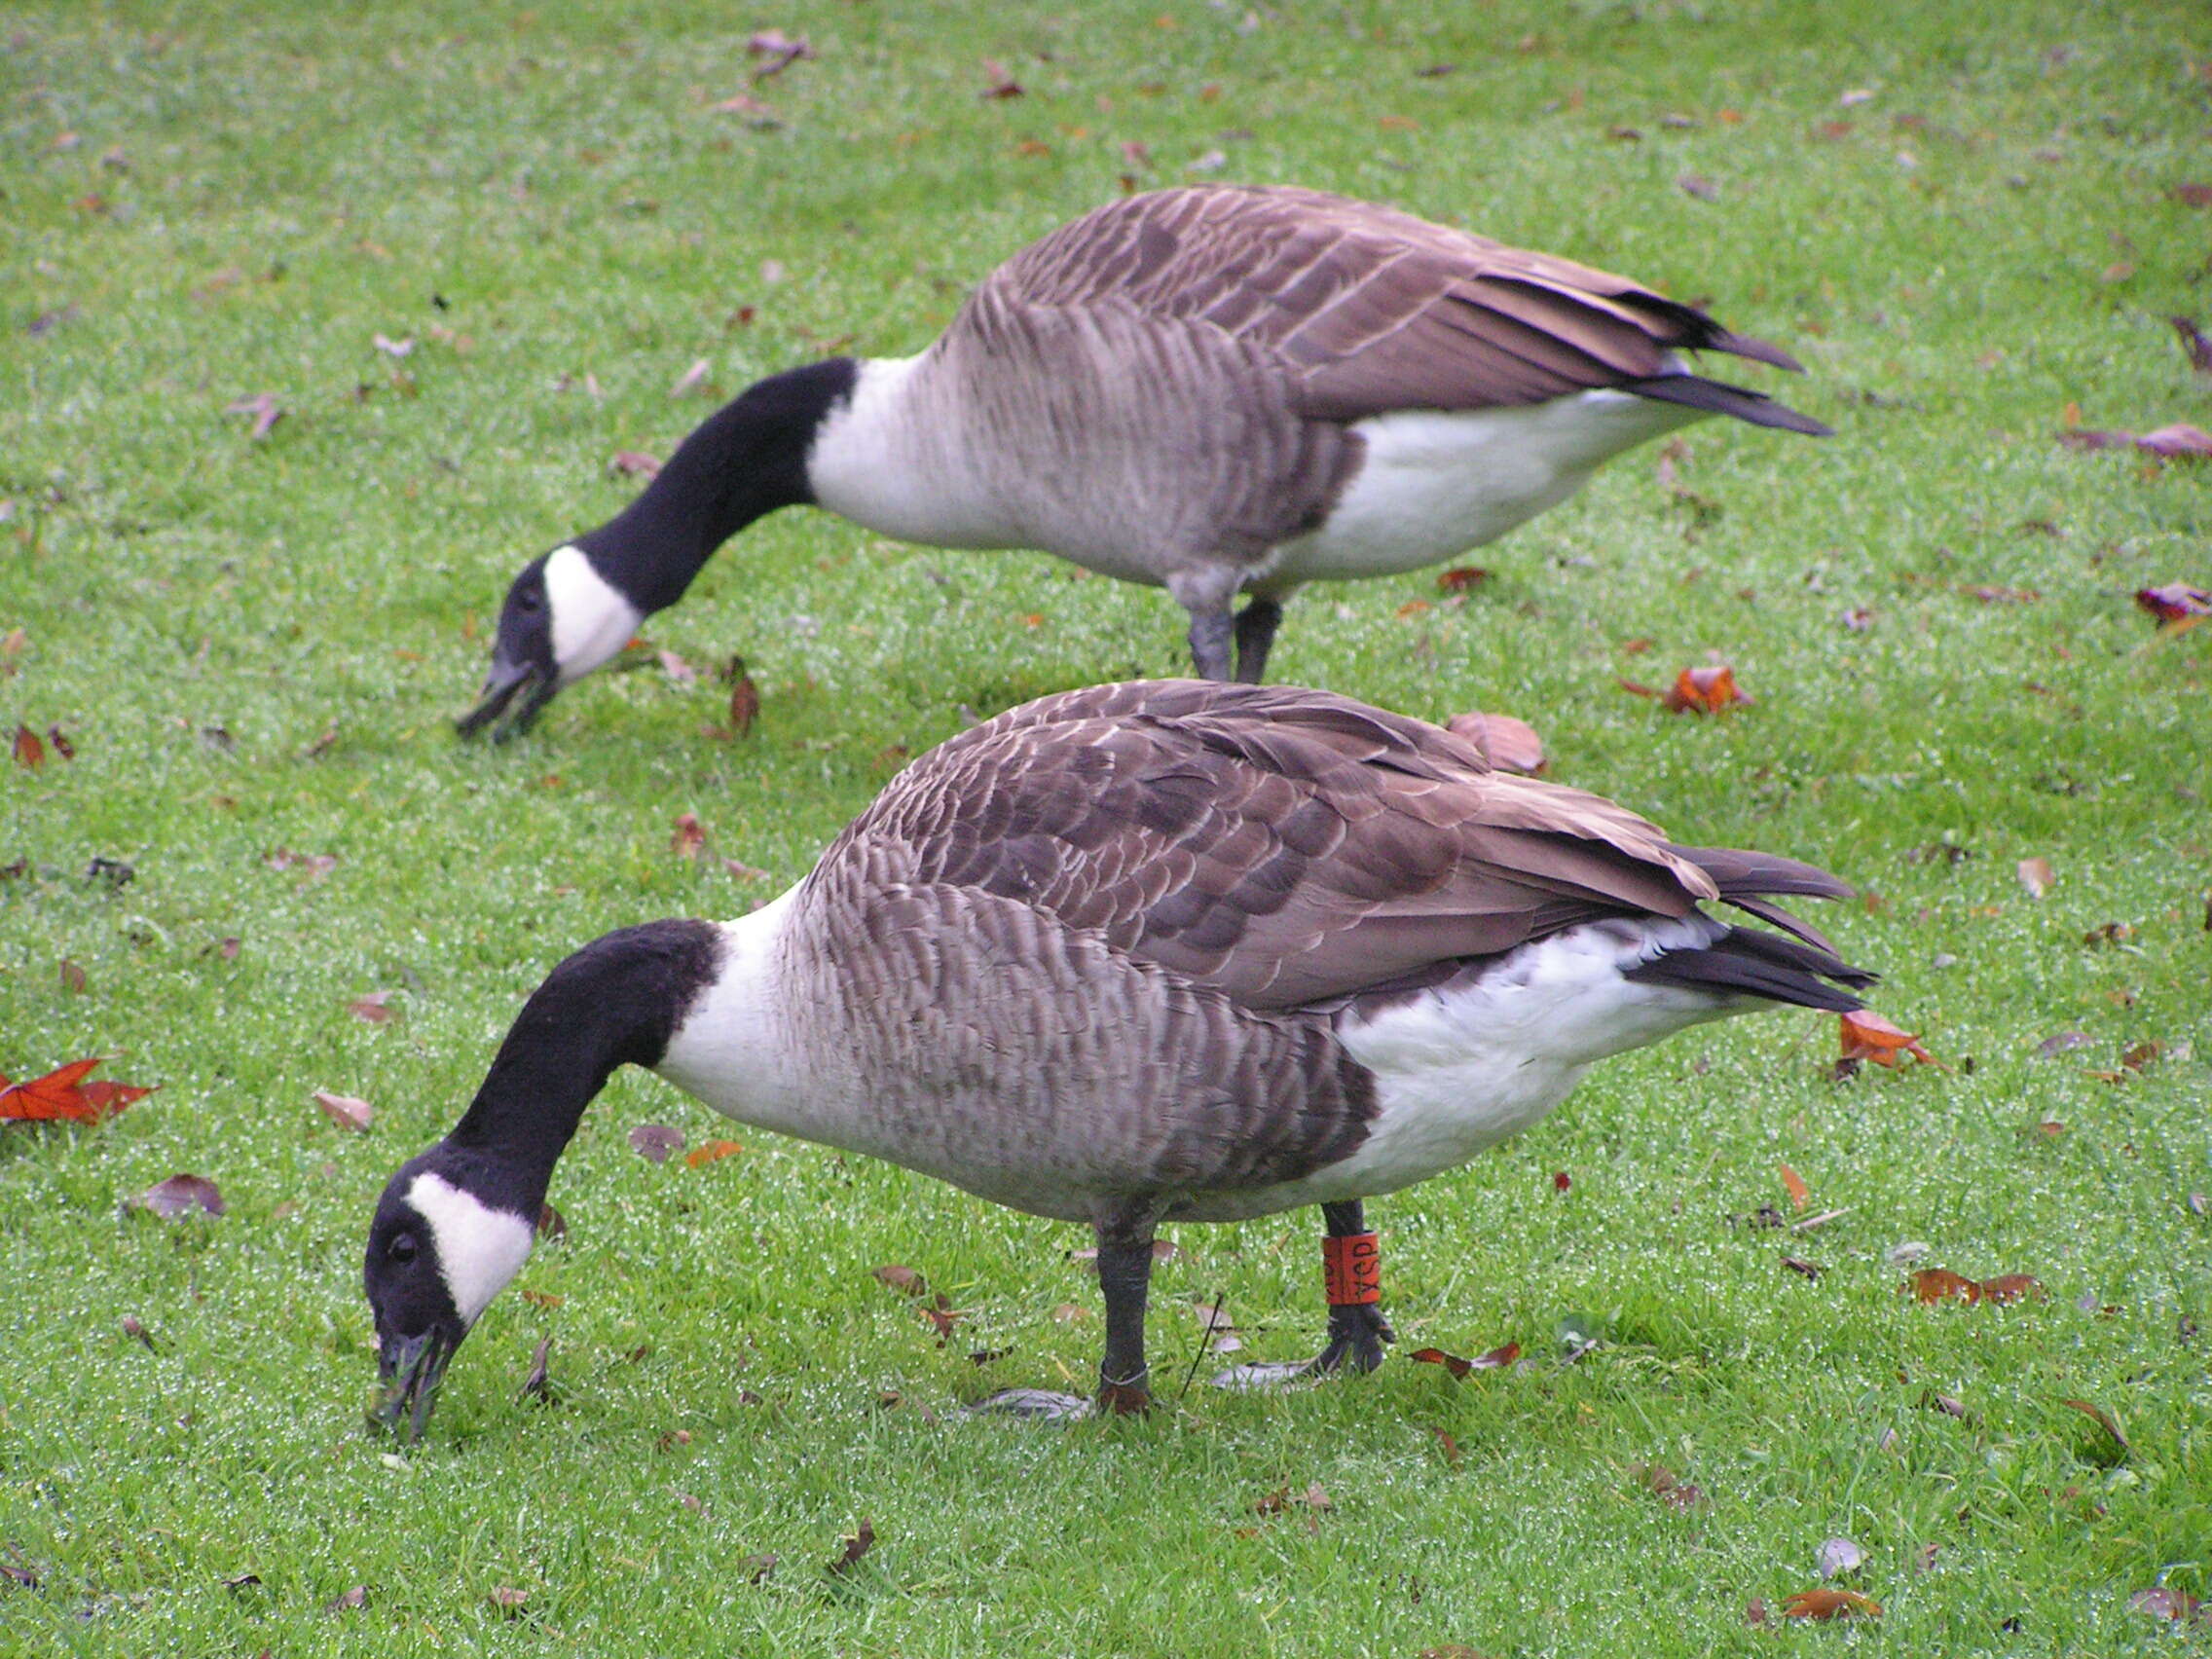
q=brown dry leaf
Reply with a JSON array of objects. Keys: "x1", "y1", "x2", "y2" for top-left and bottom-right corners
[
  {"x1": 487, "y1": 1585, "x2": 528, "y2": 1614},
  {"x1": 1677, "y1": 172, "x2": 1720, "y2": 201},
  {"x1": 1444, "y1": 711, "x2": 1545, "y2": 773},
  {"x1": 2173, "y1": 183, "x2": 2212, "y2": 206},
  {"x1": 826, "y1": 1517, "x2": 874, "y2": 1577},
  {"x1": 2120, "y1": 1040, "x2": 2161, "y2": 1073},
  {"x1": 671, "y1": 812, "x2": 708, "y2": 859},
  {"x1": 1050, "y1": 1302, "x2": 1087, "y2": 1323},
  {"x1": 727, "y1": 671, "x2": 760, "y2": 737},
  {"x1": 1781, "y1": 1588, "x2": 1883, "y2": 1620},
  {"x1": 58, "y1": 959, "x2": 86, "y2": 993},
  {"x1": 747, "y1": 28, "x2": 815, "y2": 81},
  {"x1": 519, "y1": 1289, "x2": 563, "y2": 1309},
  {"x1": 2135, "y1": 583, "x2": 2211, "y2": 628},
  {"x1": 12, "y1": 724, "x2": 44, "y2": 768},
  {"x1": 2059, "y1": 1396, "x2": 2128, "y2": 1452},
  {"x1": 1906, "y1": 1269, "x2": 1982, "y2": 1305},
  {"x1": 670, "y1": 357, "x2": 709, "y2": 398},
  {"x1": 1661, "y1": 664, "x2": 1751, "y2": 714},
  {"x1": 919, "y1": 1304, "x2": 964, "y2": 1342},
  {"x1": 520, "y1": 1337, "x2": 553, "y2": 1402},
  {"x1": 2017, "y1": 856, "x2": 2054, "y2": 899},
  {"x1": 346, "y1": 990, "x2": 397, "y2": 1025},
  {"x1": 39, "y1": 723, "x2": 67, "y2": 758},
  {"x1": 1435, "y1": 566, "x2": 1491, "y2": 593},
  {"x1": 2130, "y1": 1587, "x2": 2205, "y2": 1623},
  {"x1": 1394, "y1": 598, "x2": 1431, "y2": 619},
  {"x1": 325, "y1": 1585, "x2": 368, "y2": 1613},
  {"x1": 658, "y1": 648, "x2": 697, "y2": 685},
  {"x1": 135, "y1": 1174, "x2": 225, "y2": 1219},
  {"x1": 535, "y1": 1202, "x2": 566, "y2": 1241},
  {"x1": 1431, "y1": 1427, "x2": 1462, "y2": 1465},
  {"x1": 1638, "y1": 1462, "x2": 1708, "y2": 1511},
  {"x1": 1838, "y1": 1010, "x2": 1935, "y2": 1068},
  {"x1": 2138, "y1": 424, "x2": 2212, "y2": 458},
  {"x1": 979, "y1": 57, "x2": 1023, "y2": 98},
  {"x1": 683, "y1": 1138, "x2": 744, "y2": 1168},
  {"x1": 628, "y1": 1124, "x2": 684, "y2": 1162},
  {"x1": 1779, "y1": 1162, "x2": 1810, "y2": 1210},
  {"x1": 313, "y1": 1090, "x2": 373, "y2": 1131},
  {"x1": 1979, "y1": 1272, "x2": 2044, "y2": 1304},
  {"x1": 225, "y1": 392, "x2": 283, "y2": 440},
  {"x1": 609, "y1": 450, "x2": 662, "y2": 479},
  {"x1": 2172, "y1": 315, "x2": 2212, "y2": 376},
  {"x1": 1782, "y1": 1255, "x2": 1825, "y2": 1280},
  {"x1": 1190, "y1": 1299, "x2": 1241, "y2": 1354},
  {"x1": 739, "y1": 1552, "x2": 777, "y2": 1583},
  {"x1": 265, "y1": 848, "x2": 339, "y2": 879},
  {"x1": 873, "y1": 1264, "x2": 930, "y2": 1297}
]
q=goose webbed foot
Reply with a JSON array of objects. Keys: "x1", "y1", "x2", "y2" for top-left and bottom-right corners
[
  {"x1": 1310, "y1": 1298, "x2": 1394, "y2": 1374},
  {"x1": 1213, "y1": 1200, "x2": 1390, "y2": 1389}
]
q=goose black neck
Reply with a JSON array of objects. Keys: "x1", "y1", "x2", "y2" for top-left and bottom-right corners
[
  {"x1": 576, "y1": 357, "x2": 859, "y2": 614},
  {"x1": 447, "y1": 921, "x2": 725, "y2": 1202}
]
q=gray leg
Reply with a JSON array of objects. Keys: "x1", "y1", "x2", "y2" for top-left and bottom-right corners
[
  {"x1": 1185, "y1": 608, "x2": 1235, "y2": 682},
  {"x1": 1313, "y1": 1199, "x2": 1392, "y2": 1375},
  {"x1": 1094, "y1": 1218, "x2": 1158, "y2": 1415},
  {"x1": 1232, "y1": 598, "x2": 1283, "y2": 685}
]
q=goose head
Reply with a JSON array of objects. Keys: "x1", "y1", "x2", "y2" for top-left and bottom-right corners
[
  {"x1": 458, "y1": 545, "x2": 643, "y2": 739},
  {"x1": 363, "y1": 1148, "x2": 536, "y2": 1439}
]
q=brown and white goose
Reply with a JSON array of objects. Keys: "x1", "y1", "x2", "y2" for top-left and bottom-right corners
[
  {"x1": 458, "y1": 185, "x2": 1827, "y2": 735},
  {"x1": 372, "y1": 681, "x2": 1872, "y2": 1433}
]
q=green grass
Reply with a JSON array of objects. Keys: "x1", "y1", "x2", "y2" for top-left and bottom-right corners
[{"x1": 3, "y1": 0, "x2": 2209, "y2": 1652}]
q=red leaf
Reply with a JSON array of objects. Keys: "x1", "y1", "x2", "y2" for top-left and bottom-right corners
[
  {"x1": 1838, "y1": 1010, "x2": 1933, "y2": 1067},
  {"x1": 134, "y1": 1173, "x2": 224, "y2": 1218},
  {"x1": 1779, "y1": 1162, "x2": 1810, "y2": 1210},
  {"x1": 826, "y1": 1517, "x2": 874, "y2": 1577},
  {"x1": 1661, "y1": 664, "x2": 1751, "y2": 714},
  {"x1": 1980, "y1": 1272, "x2": 2044, "y2": 1304},
  {"x1": 1435, "y1": 566, "x2": 1490, "y2": 593},
  {"x1": 1906, "y1": 1268, "x2": 1982, "y2": 1305},
  {"x1": 1782, "y1": 1588, "x2": 1882, "y2": 1620},
  {"x1": 0, "y1": 1057, "x2": 149, "y2": 1123},
  {"x1": 683, "y1": 1137, "x2": 744, "y2": 1167},
  {"x1": 2135, "y1": 583, "x2": 2211, "y2": 625},
  {"x1": 1469, "y1": 1341, "x2": 1520, "y2": 1369},
  {"x1": 12, "y1": 723, "x2": 44, "y2": 768},
  {"x1": 1411, "y1": 1346, "x2": 1473, "y2": 1379},
  {"x1": 671, "y1": 812, "x2": 708, "y2": 859}
]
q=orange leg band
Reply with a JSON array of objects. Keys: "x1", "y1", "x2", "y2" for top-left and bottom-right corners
[{"x1": 1321, "y1": 1232, "x2": 1382, "y2": 1307}]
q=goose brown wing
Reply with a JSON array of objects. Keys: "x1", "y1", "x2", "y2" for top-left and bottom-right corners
[
  {"x1": 828, "y1": 682, "x2": 1719, "y2": 1012},
  {"x1": 981, "y1": 184, "x2": 1804, "y2": 425}
]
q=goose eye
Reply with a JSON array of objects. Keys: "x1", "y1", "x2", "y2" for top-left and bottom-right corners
[
  {"x1": 516, "y1": 588, "x2": 541, "y2": 613},
  {"x1": 388, "y1": 1233, "x2": 419, "y2": 1264}
]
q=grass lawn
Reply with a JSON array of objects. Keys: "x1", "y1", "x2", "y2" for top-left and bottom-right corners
[{"x1": 4, "y1": 0, "x2": 2209, "y2": 1651}]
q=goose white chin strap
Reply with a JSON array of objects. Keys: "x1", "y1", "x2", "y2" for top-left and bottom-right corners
[
  {"x1": 543, "y1": 544, "x2": 644, "y2": 684},
  {"x1": 406, "y1": 1171, "x2": 535, "y2": 1327}
]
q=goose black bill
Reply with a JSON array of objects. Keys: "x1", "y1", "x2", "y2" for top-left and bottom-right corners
[
  {"x1": 454, "y1": 657, "x2": 556, "y2": 741},
  {"x1": 367, "y1": 1328, "x2": 455, "y2": 1443}
]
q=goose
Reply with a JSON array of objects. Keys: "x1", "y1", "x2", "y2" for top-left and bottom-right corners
[
  {"x1": 456, "y1": 185, "x2": 1828, "y2": 736},
  {"x1": 370, "y1": 679, "x2": 1873, "y2": 1435}
]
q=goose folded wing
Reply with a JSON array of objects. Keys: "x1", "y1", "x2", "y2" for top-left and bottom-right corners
[{"x1": 835, "y1": 682, "x2": 1719, "y2": 1013}]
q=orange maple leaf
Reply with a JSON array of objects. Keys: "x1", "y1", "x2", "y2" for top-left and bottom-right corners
[
  {"x1": 0, "y1": 1057, "x2": 152, "y2": 1123},
  {"x1": 1838, "y1": 1010, "x2": 1934, "y2": 1067},
  {"x1": 1662, "y1": 664, "x2": 1751, "y2": 714}
]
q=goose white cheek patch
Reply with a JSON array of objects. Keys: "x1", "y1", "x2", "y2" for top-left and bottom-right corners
[
  {"x1": 543, "y1": 544, "x2": 644, "y2": 684},
  {"x1": 406, "y1": 1172, "x2": 535, "y2": 1327}
]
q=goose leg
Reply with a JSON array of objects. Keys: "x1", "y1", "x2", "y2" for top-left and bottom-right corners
[
  {"x1": 1185, "y1": 607, "x2": 1235, "y2": 682},
  {"x1": 1094, "y1": 1220, "x2": 1158, "y2": 1415},
  {"x1": 1311, "y1": 1199, "x2": 1392, "y2": 1374},
  {"x1": 1232, "y1": 598, "x2": 1282, "y2": 685}
]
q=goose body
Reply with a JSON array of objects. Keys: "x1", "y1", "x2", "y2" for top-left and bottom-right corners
[
  {"x1": 460, "y1": 186, "x2": 1828, "y2": 735},
  {"x1": 370, "y1": 681, "x2": 1872, "y2": 1431}
]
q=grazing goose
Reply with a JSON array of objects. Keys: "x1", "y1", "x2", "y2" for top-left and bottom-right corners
[
  {"x1": 373, "y1": 680, "x2": 1873, "y2": 1434},
  {"x1": 457, "y1": 185, "x2": 1828, "y2": 735}
]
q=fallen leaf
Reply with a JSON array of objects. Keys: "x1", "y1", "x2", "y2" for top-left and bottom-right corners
[
  {"x1": 727, "y1": 669, "x2": 759, "y2": 737},
  {"x1": 1661, "y1": 664, "x2": 1751, "y2": 714},
  {"x1": 671, "y1": 812, "x2": 708, "y2": 858},
  {"x1": 826, "y1": 1517, "x2": 874, "y2": 1577},
  {"x1": 519, "y1": 1289, "x2": 563, "y2": 1309},
  {"x1": 1676, "y1": 172, "x2": 1720, "y2": 202},
  {"x1": 224, "y1": 392, "x2": 283, "y2": 440},
  {"x1": 1435, "y1": 566, "x2": 1490, "y2": 593},
  {"x1": 324, "y1": 1585, "x2": 368, "y2": 1613},
  {"x1": 1782, "y1": 1256, "x2": 1825, "y2": 1280},
  {"x1": 535, "y1": 1202, "x2": 566, "y2": 1241},
  {"x1": 1779, "y1": 1162, "x2": 1810, "y2": 1210},
  {"x1": 1431, "y1": 1427, "x2": 1462, "y2": 1464},
  {"x1": 313, "y1": 1090, "x2": 373, "y2": 1131},
  {"x1": 347, "y1": 990, "x2": 397, "y2": 1025},
  {"x1": 1552, "y1": 1170, "x2": 1571, "y2": 1192},
  {"x1": 740, "y1": 1552, "x2": 777, "y2": 1583},
  {"x1": 2035, "y1": 1031, "x2": 2091, "y2": 1057},
  {"x1": 1445, "y1": 711, "x2": 1544, "y2": 774},
  {"x1": 2059, "y1": 1396, "x2": 2128, "y2": 1452},
  {"x1": 58, "y1": 959, "x2": 86, "y2": 993},
  {"x1": 134, "y1": 1173, "x2": 224, "y2": 1219},
  {"x1": 1191, "y1": 1299, "x2": 1241, "y2": 1353},
  {"x1": 873, "y1": 1264, "x2": 930, "y2": 1297},
  {"x1": 628, "y1": 1124, "x2": 684, "y2": 1162},
  {"x1": 683, "y1": 1138, "x2": 743, "y2": 1167},
  {"x1": 1410, "y1": 1341, "x2": 1517, "y2": 1379},
  {"x1": 487, "y1": 1585, "x2": 528, "y2": 1614},
  {"x1": 265, "y1": 848, "x2": 339, "y2": 878},
  {"x1": 1817, "y1": 1537, "x2": 1865, "y2": 1579},
  {"x1": 12, "y1": 724, "x2": 44, "y2": 768},
  {"x1": 2140, "y1": 424, "x2": 2212, "y2": 458},
  {"x1": 1637, "y1": 1462, "x2": 1708, "y2": 1511},
  {"x1": 1906, "y1": 1269, "x2": 1982, "y2": 1305},
  {"x1": 122, "y1": 1314, "x2": 157, "y2": 1350},
  {"x1": 1980, "y1": 1272, "x2": 2044, "y2": 1304},
  {"x1": 1838, "y1": 1010, "x2": 1934, "y2": 1067},
  {"x1": 2172, "y1": 315, "x2": 2212, "y2": 376},
  {"x1": 2016, "y1": 856, "x2": 2054, "y2": 899},
  {"x1": 372, "y1": 333, "x2": 415, "y2": 359},
  {"x1": 0, "y1": 1058, "x2": 151, "y2": 1124},
  {"x1": 747, "y1": 28, "x2": 815, "y2": 81},
  {"x1": 979, "y1": 57, "x2": 1023, "y2": 98},
  {"x1": 658, "y1": 648, "x2": 697, "y2": 685},
  {"x1": 520, "y1": 1337, "x2": 554, "y2": 1402},
  {"x1": 670, "y1": 357, "x2": 709, "y2": 397},
  {"x1": 609, "y1": 450, "x2": 662, "y2": 479},
  {"x1": 2130, "y1": 1587, "x2": 2205, "y2": 1622},
  {"x1": 2135, "y1": 583, "x2": 2211, "y2": 626},
  {"x1": 1782, "y1": 1588, "x2": 1881, "y2": 1620},
  {"x1": 1839, "y1": 87, "x2": 1876, "y2": 105}
]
